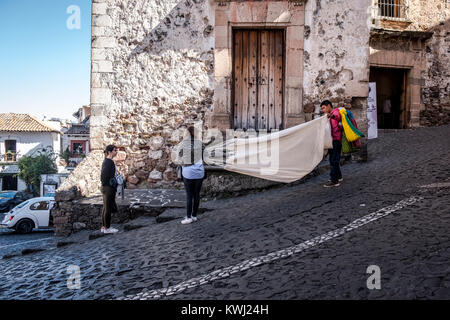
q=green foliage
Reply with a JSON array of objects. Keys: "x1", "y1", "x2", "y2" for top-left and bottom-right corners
[
  {"x1": 17, "y1": 147, "x2": 57, "y2": 196},
  {"x1": 60, "y1": 147, "x2": 71, "y2": 165}
]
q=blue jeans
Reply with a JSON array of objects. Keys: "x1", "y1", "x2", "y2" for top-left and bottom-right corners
[
  {"x1": 183, "y1": 178, "x2": 203, "y2": 218},
  {"x1": 329, "y1": 140, "x2": 342, "y2": 183}
]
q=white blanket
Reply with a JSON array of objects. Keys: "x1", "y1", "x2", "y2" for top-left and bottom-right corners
[{"x1": 203, "y1": 116, "x2": 328, "y2": 183}]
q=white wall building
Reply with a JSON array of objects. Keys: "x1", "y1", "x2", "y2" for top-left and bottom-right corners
[{"x1": 0, "y1": 113, "x2": 62, "y2": 192}]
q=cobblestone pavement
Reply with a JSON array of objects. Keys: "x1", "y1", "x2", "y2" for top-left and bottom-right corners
[
  {"x1": 0, "y1": 228, "x2": 55, "y2": 258},
  {"x1": 0, "y1": 125, "x2": 449, "y2": 300}
]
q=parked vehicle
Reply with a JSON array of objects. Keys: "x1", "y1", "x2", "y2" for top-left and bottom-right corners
[
  {"x1": 0, "y1": 190, "x2": 33, "y2": 213},
  {"x1": 1, "y1": 197, "x2": 55, "y2": 234}
]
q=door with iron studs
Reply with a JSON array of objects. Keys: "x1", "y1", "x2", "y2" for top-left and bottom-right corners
[{"x1": 233, "y1": 29, "x2": 284, "y2": 131}]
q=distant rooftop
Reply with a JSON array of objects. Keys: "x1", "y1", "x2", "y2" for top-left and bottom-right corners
[
  {"x1": 66, "y1": 123, "x2": 90, "y2": 135},
  {"x1": 0, "y1": 113, "x2": 61, "y2": 133}
]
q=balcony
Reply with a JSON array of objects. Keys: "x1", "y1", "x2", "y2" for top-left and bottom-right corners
[
  {"x1": 1, "y1": 152, "x2": 19, "y2": 163},
  {"x1": 371, "y1": 0, "x2": 410, "y2": 28}
]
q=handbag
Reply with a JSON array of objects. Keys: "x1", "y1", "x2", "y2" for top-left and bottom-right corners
[{"x1": 109, "y1": 177, "x2": 118, "y2": 188}]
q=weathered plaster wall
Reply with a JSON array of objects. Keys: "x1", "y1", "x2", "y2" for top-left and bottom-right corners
[
  {"x1": 303, "y1": 0, "x2": 370, "y2": 160},
  {"x1": 89, "y1": 0, "x2": 214, "y2": 192},
  {"x1": 378, "y1": 0, "x2": 449, "y2": 32},
  {"x1": 59, "y1": 0, "x2": 373, "y2": 199},
  {"x1": 303, "y1": 0, "x2": 370, "y2": 105},
  {"x1": 421, "y1": 19, "x2": 450, "y2": 126}
]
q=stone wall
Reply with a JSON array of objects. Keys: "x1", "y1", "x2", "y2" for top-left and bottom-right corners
[
  {"x1": 58, "y1": 0, "x2": 372, "y2": 198},
  {"x1": 372, "y1": 0, "x2": 450, "y2": 127},
  {"x1": 89, "y1": 0, "x2": 214, "y2": 191},
  {"x1": 303, "y1": 0, "x2": 370, "y2": 160},
  {"x1": 421, "y1": 19, "x2": 450, "y2": 126}
]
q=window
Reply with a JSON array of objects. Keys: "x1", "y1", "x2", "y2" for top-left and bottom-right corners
[
  {"x1": 30, "y1": 201, "x2": 49, "y2": 211},
  {"x1": 376, "y1": 0, "x2": 407, "y2": 19},
  {"x1": 70, "y1": 140, "x2": 85, "y2": 157},
  {"x1": 4, "y1": 140, "x2": 17, "y2": 162}
]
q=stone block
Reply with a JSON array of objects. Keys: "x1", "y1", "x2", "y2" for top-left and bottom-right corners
[
  {"x1": 55, "y1": 186, "x2": 80, "y2": 202},
  {"x1": 116, "y1": 151, "x2": 127, "y2": 161},
  {"x1": 149, "y1": 150, "x2": 163, "y2": 159},
  {"x1": 135, "y1": 170, "x2": 149, "y2": 180},
  {"x1": 91, "y1": 72, "x2": 102, "y2": 88},
  {"x1": 92, "y1": 26, "x2": 107, "y2": 37},
  {"x1": 286, "y1": 87, "x2": 303, "y2": 115},
  {"x1": 286, "y1": 25, "x2": 304, "y2": 49},
  {"x1": 92, "y1": 60, "x2": 114, "y2": 73},
  {"x1": 215, "y1": 10, "x2": 228, "y2": 27},
  {"x1": 303, "y1": 103, "x2": 315, "y2": 113},
  {"x1": 149, "y1": 170, "x2": 163, "y2": 181},
  {"x1": 288, "y1": 4, "x2": 305, "y2": 26},
  {"x1": 267, "y1": 2, "x2": 290, "y2": 23},
  {"x1": 215, "y1": 35, "x2": 228, "y2": 49},
  {"x1": 148, "y1": 136, "x2": 165, "y2": 150},
  {"x1": 73, "y1": 222, "x2": 87, "y2": 231},
  {"x1": 91, "y1": 88, "x2": 112, "y2": 105},
  {"x1": 214, "y1": 49, "x2": 231, "y2": 77},
  {"x1": 92, "y1": 37, "x2": 116, "y2": 48},
  {"x1": 127, "y1": 175, "x2": 139, "y2": 185},
  {"x1": 93, "y1": 15, "x2": 112, "y2": 27},
  {"x1": 92, "y1": 3, "x2": 107, "y2": 15}
]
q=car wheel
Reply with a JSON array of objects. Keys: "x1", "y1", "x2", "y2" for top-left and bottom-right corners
[{"x1": 15, "y1": 219, "x2": 34, "y2": 234}]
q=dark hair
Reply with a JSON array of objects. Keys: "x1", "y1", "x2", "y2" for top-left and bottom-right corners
[
  {"x1": 104, "y1": 144, "x2": 116, "y2": 155},
  {"x1": 320, "y1": 100, "x2": 333, "y2": 108}
]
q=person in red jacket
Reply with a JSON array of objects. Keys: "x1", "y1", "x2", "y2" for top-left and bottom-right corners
[{"x1": 320, "y1": 100, "x2": 343, "y2": 187}]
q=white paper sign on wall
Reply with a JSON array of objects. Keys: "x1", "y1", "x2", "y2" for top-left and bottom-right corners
[{"x1": 367, "y1": 82, "x2": 378, "y2": 139}]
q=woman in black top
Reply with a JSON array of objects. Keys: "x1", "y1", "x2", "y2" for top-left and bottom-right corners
[{"x1": 101, "y1": 145, "x2": 119, "y2": 234}]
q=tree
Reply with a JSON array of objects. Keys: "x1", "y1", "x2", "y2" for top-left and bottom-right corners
[
  {"x1": 17, "y1": 147, "x2": 58, "y2": 196},
  {"x1": 60, "y1": 147, "x2": 71, "y2": 166}
]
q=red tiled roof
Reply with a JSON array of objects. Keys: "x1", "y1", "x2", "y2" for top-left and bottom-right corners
[{"x1": 0, "y1": 113, "x2": 61, "y2": 133}]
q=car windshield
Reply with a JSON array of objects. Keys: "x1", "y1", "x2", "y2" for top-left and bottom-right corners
[{"x1": 0, "y1": 192, "x2": 16, "y2": 199}]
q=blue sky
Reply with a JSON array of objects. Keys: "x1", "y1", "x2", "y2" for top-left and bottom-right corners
[{"x1": 0, "y1": 0, "x2": 91, "y2": 121}]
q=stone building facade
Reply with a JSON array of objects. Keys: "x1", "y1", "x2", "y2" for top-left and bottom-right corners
[
  {"x1": 57, "y1": 0, "x2": 372, "y2": 198},
  {"x1": 369, "y1": 0, "x2": 450, "y2": 128},
  {"x1": 57, "y1": 0, "x2": 448, "y2": 199}
]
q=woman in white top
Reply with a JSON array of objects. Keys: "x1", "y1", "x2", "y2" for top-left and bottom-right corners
[{"x1": 179, "y1": 126, "x2": 205, "y2": 225}]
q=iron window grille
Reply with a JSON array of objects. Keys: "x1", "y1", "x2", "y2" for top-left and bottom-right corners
[{"x1": 372, "y1": 0, "x2": 409, "y2": 22}]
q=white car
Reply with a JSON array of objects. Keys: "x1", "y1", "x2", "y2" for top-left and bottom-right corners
[{"x1": 1, "y1": 197, "x2": 55, "y2": 234}]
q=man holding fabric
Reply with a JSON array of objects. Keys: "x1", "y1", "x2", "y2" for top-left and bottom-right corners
[{"x1": 321, "y1": 100, "x2": 343, "y2": 187}]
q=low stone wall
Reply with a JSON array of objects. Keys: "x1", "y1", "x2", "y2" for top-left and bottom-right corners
[
  {"x1": 52, "y1": 198, "x2": 163, "y2": 237},
  {"x1": 53, "y1": 188, "x2": 188, "y2": 236},
  {"x1": 53, "y1": 169, "x2": 282, "y2": 236},
  {"x1": 52, "y1": 159, "x2": 338, "y2": 236}
]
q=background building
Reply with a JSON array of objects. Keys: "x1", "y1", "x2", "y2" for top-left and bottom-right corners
[
  {"x1": 369, "y1": 0, "x2": 450, "y2": 128},
  {"x1": 61, "y1": 106, "x2": 91, "y2": 169},
  {"x1": 0, "y1": 113, "x2": 62, "y2": 191}
]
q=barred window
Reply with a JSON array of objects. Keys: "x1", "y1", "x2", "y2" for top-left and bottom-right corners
[{"x1": 377, "y1": 0, "x2": 407, "y2": 19}]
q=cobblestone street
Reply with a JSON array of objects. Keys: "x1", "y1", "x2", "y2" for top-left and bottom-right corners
[{"x1": 0, "y1": 125, "x2": 449, "y2": 300}]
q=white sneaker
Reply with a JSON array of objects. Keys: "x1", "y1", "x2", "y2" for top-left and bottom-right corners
[
  {"x1": 191, "y1": 217, "x2": 198, "y2": 222},
  {"x1": 101, "y1": 227, "x2": 106, "y2": 233},
  {"x1": 104, "y1": 227, "x2": 118, "y2": 234},
  {"x1": 181, "y1": 217, "x2": 193, "y2": 225}
]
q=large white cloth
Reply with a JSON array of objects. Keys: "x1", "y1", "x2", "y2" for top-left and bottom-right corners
[{"x1": 203, "y1": 116, "x2": 328, "y2": 183}]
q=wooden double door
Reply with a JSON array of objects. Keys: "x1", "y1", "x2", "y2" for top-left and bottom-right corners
[{"x1": 233, "y1": 29, "x2": 284, "y2": 131}]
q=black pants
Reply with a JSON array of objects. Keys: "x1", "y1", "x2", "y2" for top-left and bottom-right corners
[
  {"x1": 101, "y1": 186, "x2": 117, "y2": 228},
  {"x1": 183, "y1": 178, "x2": 203, "y2": 218},
  {"x1": 329, "y1": 140, "x2": 342, "y2": 183}
]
